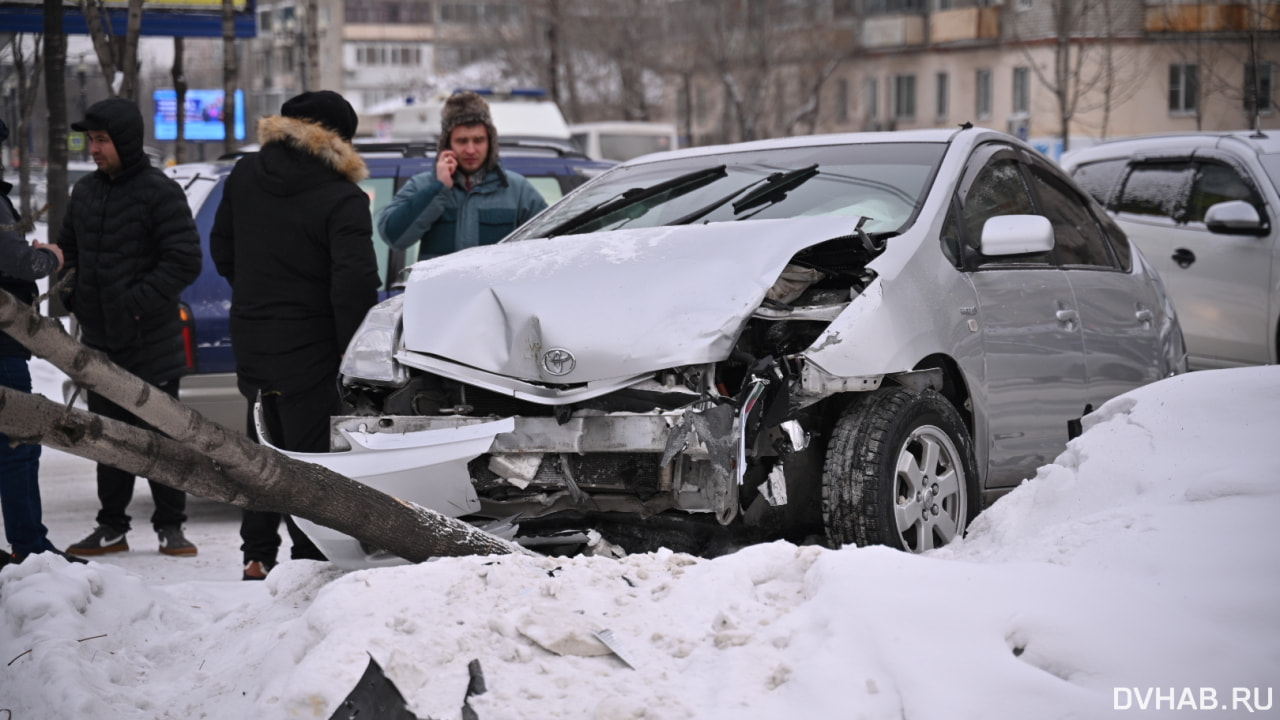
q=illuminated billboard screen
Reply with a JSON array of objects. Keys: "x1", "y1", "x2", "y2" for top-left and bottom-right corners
[{"x1": 154, "y1": 89, "x2": 246, "y2": 141}]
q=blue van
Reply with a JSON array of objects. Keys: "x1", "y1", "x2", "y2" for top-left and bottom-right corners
[{"x1": 164, "y1": 140, "x2": 614, "y2": 431}]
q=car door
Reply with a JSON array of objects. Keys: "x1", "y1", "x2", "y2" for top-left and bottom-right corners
[
  {"x1": 1111, "y1": 157, "x2": 1272, "y2": 367},
  {"x1": 954, "y1": 143, "x2": 1089, "y2": 489},
  {"x1": 1023, "y1": 158, "x2": 1164, "y2": 408}
]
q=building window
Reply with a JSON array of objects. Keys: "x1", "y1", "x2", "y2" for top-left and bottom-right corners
[
  {"x1": 866, "y1": 76, "x2": 879, "y2": 125},
  {"x1": 1245, "y1": 63, "x2": 1276, "y2": 114},
  {"x1": 976, "y1": 69, "x2": 991, "y2": 119},
  {"x1": 836, "y1": 77, "x2": 850, "y2": 123},
  {"x1": 935, "y1": 71, "x2": 949, "y2": 121},
  {"x1": 355, "y1": 44, "x2": 424, "y2": 67},
  {"x1": 441, "y1": 2, "x2": 517, "y2": 25},
  {"x1": 1017, "y1": 0, "x2": 1032, "y2": 9},
  {"x1": 1169, "y1": 64, "x2": 1198, "y2": 114},
  {"x1": 1012, "y1": 66, "x2": 1030, "y2": 114},
  {"x1": 894, "y1": 74, "x2": 916, "y2": 120}
]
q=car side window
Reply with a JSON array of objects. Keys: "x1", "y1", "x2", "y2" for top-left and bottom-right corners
[
  {"x1": 1071, "y1": 158, "x2": 1127, "y2": 206},
  {"x1": 958, "y1": 156, "x2": 1044, "y2": 267},
  {"x1": 1027, "y1": 166, "x2": 1117, "y2": 269},
  {"x1": 1114, "y1": 161, "x2": 1193, "y2": 220},
  {"x1": 1185, "y1": 161, "x2": 1264, "y2": 224}
]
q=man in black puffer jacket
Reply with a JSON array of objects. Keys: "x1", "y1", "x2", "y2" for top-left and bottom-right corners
[
  {"x1": 211, "y1": 90, "x2": 379, "y2": 580},
  {"x1": 57, "y1": 97, "x2": 203, "y2": 559}
]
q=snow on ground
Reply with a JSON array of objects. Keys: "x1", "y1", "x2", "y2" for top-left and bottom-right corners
[{"x1": 2, "y1": 361, "x2": 1278, "y2": 719}]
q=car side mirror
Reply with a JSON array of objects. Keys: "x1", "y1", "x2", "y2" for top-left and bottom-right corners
[
  {"x1": 1204, "y1": 200, "x2": 1266, "y2": 236},
  {"x1": 979, "y1": 214, "x2": 1055, "y2": 256}
]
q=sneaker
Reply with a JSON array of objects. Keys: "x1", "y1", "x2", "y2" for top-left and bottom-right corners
[
  {"x1": 242, "y1": 560, "x2": 275, "y2": 581},
  {"x1": 66, "y1": 526, "x2": 130, "y2": 556},
  {"x1": 157, "y1": 526, "x2": 198, "y2": 557}
]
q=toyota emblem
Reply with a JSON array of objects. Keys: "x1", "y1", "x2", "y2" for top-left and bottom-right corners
[{"x1": 542, "y1": 348, "x2": 576, "y2": 376}]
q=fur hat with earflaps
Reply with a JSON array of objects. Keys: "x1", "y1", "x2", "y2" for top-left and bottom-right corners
[{"x1": 438, "y1": 90, "x2": 499, "y2": 171}]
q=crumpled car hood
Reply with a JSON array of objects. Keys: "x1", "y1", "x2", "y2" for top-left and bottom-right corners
[{"x1": 399, "y1": 216, "x2": 859, "y2": 385}]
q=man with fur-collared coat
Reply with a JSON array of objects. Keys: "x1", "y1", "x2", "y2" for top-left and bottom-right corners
[{"x1": 210, "y1": 90, "x2": 379, "y2": 580}]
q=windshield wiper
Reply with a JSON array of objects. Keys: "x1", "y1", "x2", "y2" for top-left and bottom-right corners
[
  {"x1": 732, "y1": 164, "x2": 819, "y2": 214},
  {"x1": 543, "y1": 164, "x2": 728, "y2": 237},
  {"x1": 668, "y1": 164, "x2": 819, "y2": 225}
]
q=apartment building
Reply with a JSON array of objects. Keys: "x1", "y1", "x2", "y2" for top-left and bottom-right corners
[
  {"x1": 245, "y1": 0, "x2": 526, "y2": 121},
  {"x1": 667, "y1": 0, "x2": 1278, "y2": 157},
  {"x1": 132, "y1": 0, "x2": 1280, "y2": 155}
]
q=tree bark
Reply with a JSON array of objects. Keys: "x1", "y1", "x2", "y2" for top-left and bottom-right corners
[
  {"x1": 118, "y1": 0, "x2": 145, "y2": 102},
  {"x1": 79, "y1": 0, "x2": 118, "y2": 95},
  {"x1": 222, "y1": 0, "x2": 238, "y2": 156},
  {"x1": 43, "y1": 0, "x2": 70, "y2": 297},
  {"x1": 0, "y1": 289, "x2": 515, "y2": 561},
  {"x1": 173, "y1": 37, "x2": 188, "y2": 165}
]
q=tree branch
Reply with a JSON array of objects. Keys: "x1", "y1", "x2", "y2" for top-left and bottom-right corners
[{"x1": 0, "y1": 288, "x2": 515, "y2": 560}]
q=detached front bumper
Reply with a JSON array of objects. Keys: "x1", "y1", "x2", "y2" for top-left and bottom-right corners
[
  {"x1": 261, "y1": 408, "x2": 745, "y2": 570},
  {"x1": 257, "y1": 412, "x2": 510, "y2": 569}
]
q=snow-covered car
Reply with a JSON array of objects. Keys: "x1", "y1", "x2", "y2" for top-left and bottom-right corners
[{"x1": 271, "y1": 126, "x2": 1187, "y2": 569}]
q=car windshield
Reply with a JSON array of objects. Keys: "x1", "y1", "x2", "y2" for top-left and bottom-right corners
[{"x1": 509, "y1": 141, "x2": 946, "y2": 241}]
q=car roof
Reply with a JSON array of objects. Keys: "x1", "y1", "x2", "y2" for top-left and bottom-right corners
[{"x1": 1060, "y1": 130, "x2": 1280, "y2": 168}]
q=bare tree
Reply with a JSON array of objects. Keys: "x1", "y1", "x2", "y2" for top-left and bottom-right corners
[
  {"x1": 118, "y1": 0, "x2": 144, "y2": 100},
  {"x1": 78, "y1": 0, "x2": 146, "y2": 99},
  {"x1": 0, "y1": 288, "x2": 516, "y2": 561},
  {"x1": 1009, "y1": 0, "x2": 1144, "y2": 152},
  {"x1": 43, "y1": 0, "x2": 70, "y2": 261},
  {"x1": 222, "y1": 0, "x2": 238, "y2": 156},
  {"x1": 4, "y1": 35, "x2": 43, "y2": 222},
  {"x1": 1158, "y1": 1, "x2": 1280, "y2": 131},
  {"x1": 172, "y1": 37, "x2": 188, "y2": 165},
  {"x1": 80, "y1": 0, "x2": 117, "y2": 92}
]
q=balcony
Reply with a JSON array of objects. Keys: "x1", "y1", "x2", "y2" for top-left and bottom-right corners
[
  {"x1": 930, "y1": 6, "x2": 1000, "y2": 44},
  {"x1": 862, "y1": 14, "x2": 927, "y2": 49},
  {"x1": 1145, "y1": 3, "x2": 1280, "y2": 33}
]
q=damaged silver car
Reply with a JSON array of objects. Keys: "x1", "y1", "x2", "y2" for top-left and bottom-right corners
[{"x1": 270, "y1": 126, "x2": 1186, "y2": 569}]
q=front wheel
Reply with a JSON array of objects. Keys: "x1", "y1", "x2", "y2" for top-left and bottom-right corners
[{"x1": 821, "y1": 386, "x2": 979, "y2": 552}]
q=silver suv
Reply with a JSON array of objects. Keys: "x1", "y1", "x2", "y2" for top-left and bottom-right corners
[{"x1": 1061, "y1": 132, "x2": 1280, "y2": 370}]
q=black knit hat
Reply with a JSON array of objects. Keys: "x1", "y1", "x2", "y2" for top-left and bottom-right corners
[
  {"x1": 438, "y1": 91, "x2": 499, "y2": 171},
  {"x1": 281, "y1": 90, "x2": 358, "y2": 141}
]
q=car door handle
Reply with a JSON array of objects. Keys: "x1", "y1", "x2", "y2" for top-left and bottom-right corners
[
  {"x1": 1135, "y1": 307, "x2": 1153, "y2": 327},
  {"x1": 1172, "y1": 248, "x2": 1196, "y2": 268},
  {"x1": 1055, "y1": 308, "x2": 1078, "y2": 327}
]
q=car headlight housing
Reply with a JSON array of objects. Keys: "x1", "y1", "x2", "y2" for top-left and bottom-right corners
[{"x1": 340, "y1": 294, "x2": 409, "y2": 387}]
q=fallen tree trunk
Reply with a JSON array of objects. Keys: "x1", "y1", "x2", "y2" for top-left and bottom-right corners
[{"x1": 0, "y1": 288, "x2": 514, "y2": 560}]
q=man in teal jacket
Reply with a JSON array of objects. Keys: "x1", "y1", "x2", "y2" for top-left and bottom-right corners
[{"x1": 377, "y1": 91, "x2": 547, "y2": 256}]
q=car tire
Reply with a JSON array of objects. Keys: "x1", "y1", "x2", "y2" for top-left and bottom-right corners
[{"x1": 821, "y1": 385, "x2": 979, "y2": 552}]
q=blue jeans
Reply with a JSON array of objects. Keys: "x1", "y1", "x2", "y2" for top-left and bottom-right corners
[{"x1": 0, "y1": 355, "x2": 56, "y2": 556}]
